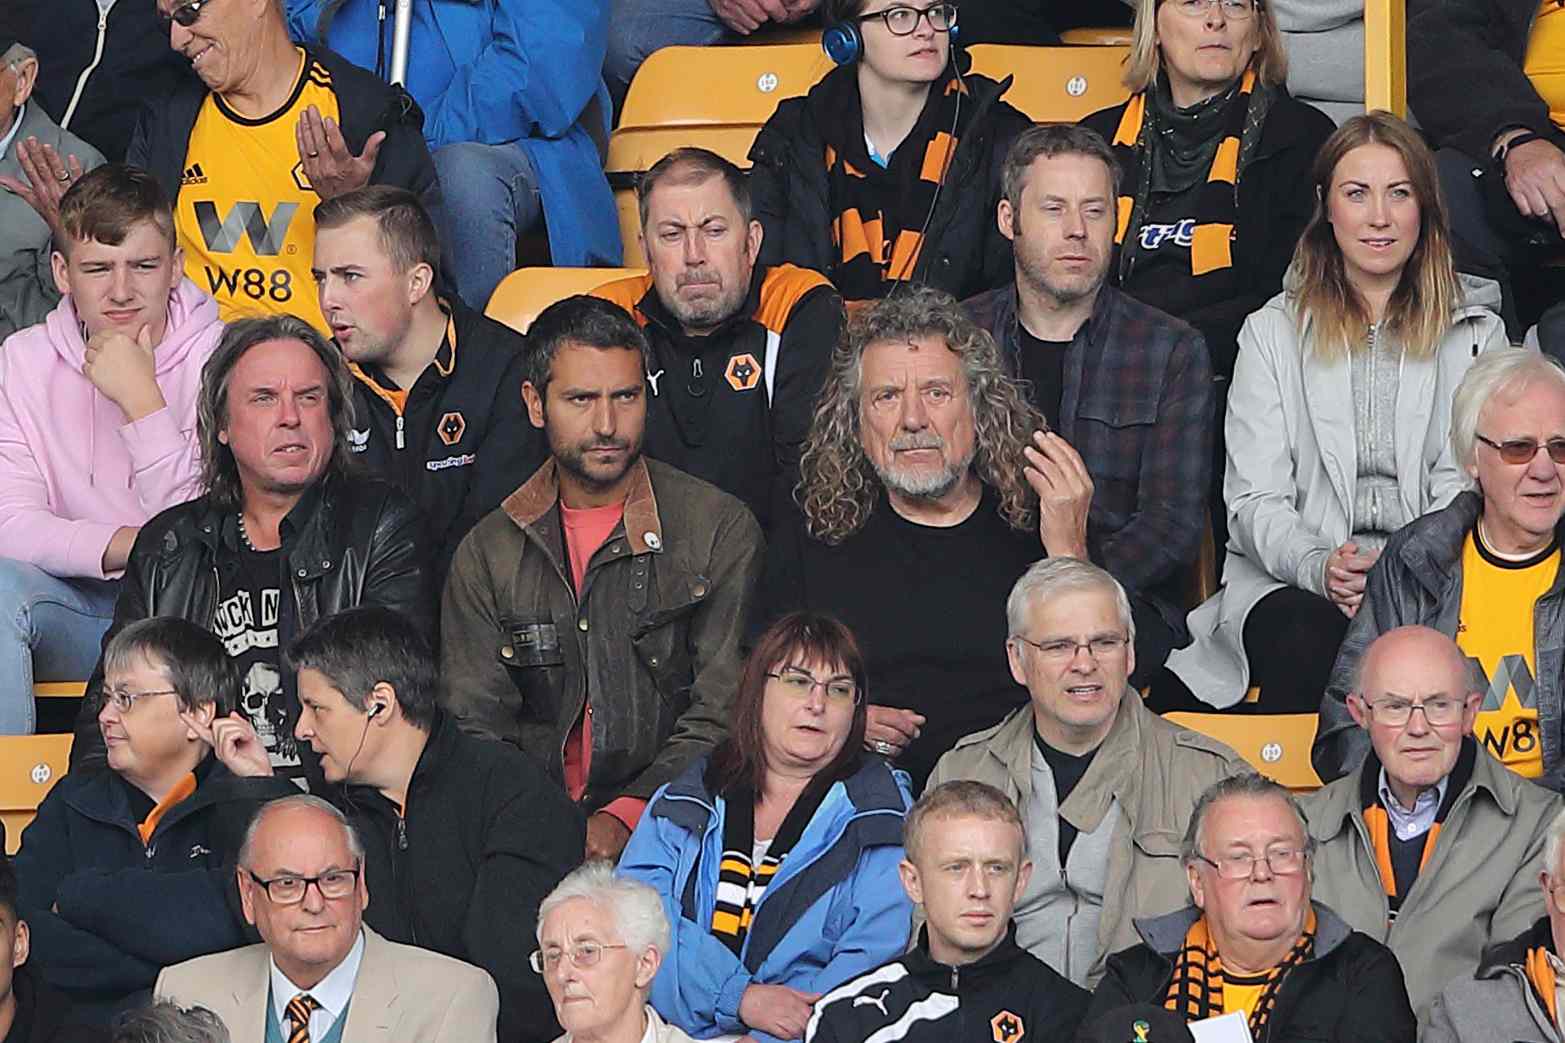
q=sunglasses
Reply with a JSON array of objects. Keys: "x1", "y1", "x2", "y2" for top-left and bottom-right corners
[
  {"x1": 1476, "y1": 432, "x2": 1565, "y2": 465},
  {"x1": 157, "y1": 0, "x2": 217, "y2": 33}
]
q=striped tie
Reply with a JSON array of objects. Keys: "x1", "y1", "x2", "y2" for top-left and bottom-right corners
[{"x1": 285, "y1": 993, "x2": 320, "y2": 1043}]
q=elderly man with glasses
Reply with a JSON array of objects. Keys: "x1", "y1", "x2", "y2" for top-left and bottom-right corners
[
  {"x1": 1304, "y1": 626, "x2": 1561, "y2": 1017},
  {"x1": 1086, "y1": 773, "x2": 1417, "y2": 1043},
  {"x1": 12, "y1": 618, "x2": 294, "y2": 1027},
  {"x1": 1316, "y1": 349, "x2": 1565, "y2": 791},
  {"x1": 157, "y1": 794, "x2": 499, "y2": 1043},
  {"x1": 925, "y1": 558, "x2": 1245, "y2": 989}
]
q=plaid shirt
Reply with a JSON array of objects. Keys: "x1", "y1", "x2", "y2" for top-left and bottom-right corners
[{"x1": 965, "y1": 283, "x2": 1214, "y2": 625}]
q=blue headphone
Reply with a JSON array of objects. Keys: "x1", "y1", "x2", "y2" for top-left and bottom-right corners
[{"x1": 822, "y1": 16, "x2": 959, "y2": 65}]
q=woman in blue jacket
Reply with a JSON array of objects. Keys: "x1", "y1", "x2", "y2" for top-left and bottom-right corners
[{"x1": 618, "y1": 612, "x2": 912, "y2": 1043}]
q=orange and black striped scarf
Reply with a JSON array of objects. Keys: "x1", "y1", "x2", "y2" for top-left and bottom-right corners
[
  {"x1": 1110, "y1": 67, "x2": 1265, "y2": 279},
  {"x1": 1164, "y1": 909, "x2": 1316, "y2": 1041},
  {"x1": 710, "y1": 778, "x2": 830, "y2": 955},
  {"x1": 819, "y1": 63, "x2": 967, "y2": 301},
  {"x1": 1359, "y1": 739, "x2": 1473, "y2": 920}
]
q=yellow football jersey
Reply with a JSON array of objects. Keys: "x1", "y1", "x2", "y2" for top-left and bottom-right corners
[
  {"x1": 178, "y1": 48, "x2": 335, "y2": 330},
  {"x1": 1524, "y1": 0, "x2": 1565, "y2": 131},
  {"x1": 1459, "y1": 529, "x2": 1560, "y2": 778}
]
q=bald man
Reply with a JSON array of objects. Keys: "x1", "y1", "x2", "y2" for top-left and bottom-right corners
[{"x1": 1302, "y1": 625, "x2": 1563, "y2": 1017}]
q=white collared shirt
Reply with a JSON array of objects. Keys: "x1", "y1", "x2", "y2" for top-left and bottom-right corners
[
  {"x1": 269, "y1": 929, "x2": 366, "y2": 1041},
  {"x1": 1376, "y1": 767, "x2": 1449, "y2": 841},
  {"x1": 0, "y1": 104, "x2": 28, "y2": 164}
]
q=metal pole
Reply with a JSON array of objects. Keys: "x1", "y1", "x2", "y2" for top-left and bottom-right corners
[{"x1": 389, "y1": 0, "x2": 414, "y2": 86}]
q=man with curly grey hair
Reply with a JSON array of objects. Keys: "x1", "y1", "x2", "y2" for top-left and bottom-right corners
[{"x1": 758, "y1": 286, "x2": 1175, "y2": 789}]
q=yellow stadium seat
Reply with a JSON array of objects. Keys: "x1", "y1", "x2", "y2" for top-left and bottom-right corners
[
  {"x1": 732, "y1": 26, "x2": 822, "y2": 46},
  {"x1": 1, "y1": 733, "x2": 72, "y2": 854},
  {"x1": 1364, "y1": 0, "x2": 1407, "y2": 117},
  {"x1": 33, "y1": 681, "x2": 86, "y2": 700},
  {"x1": 1060, "y1": 27, "x2": 1133, "y2": 47},
  {"x1": 1163, "y1": 712, "x2": 1323, "y2": 791},
  {"x1": 486, "y1": 267, "x2": 649, "y2": 335},
  {"x1": 966, "y1": 44, "x2": 1131, "y2": 124}
]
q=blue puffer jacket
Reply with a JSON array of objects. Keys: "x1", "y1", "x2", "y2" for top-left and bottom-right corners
[
  {"x1": 285, "y1": 0, "x2": 620, "y2": 267},
  {"x1": 619, "y1": 756, "x2": 913, "y2": 1043}
]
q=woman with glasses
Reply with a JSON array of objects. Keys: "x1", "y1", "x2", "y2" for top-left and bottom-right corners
[
  {"x1": 618, "y1": 612, "x2": 912, "y2": 1043},
  {"x1": 1157, "y1": 112, "x2": 1506, "y2": 716},
  {"x1": 1316, "y1": 347, "x2": 1565, "y2": 789},
  {"x1": 747, "y1": 0, "x2": 1030, "y2": 303},
  {"x1": 12, "y1": 617, "x2": 295, "y2": 1025}
]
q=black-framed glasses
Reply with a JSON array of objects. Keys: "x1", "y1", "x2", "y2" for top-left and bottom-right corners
[
  {"x1": 1194, "y1": 847, "x2": 1308, "y2": 879},
  {"x1": 1475, "y1": 432, "x2": 1565, "y2": 465},
  {"x1": 529, "y1": 942, "x2": 628, "y2": 974},
  {"x1": 1165, "y1": 0, "x2": 1257, "y2": 20},
  {"x1": 101, "y1": 687, "x2": 180, "y2": 713},
  {"x1": 857, "y1": 2, "x2": 958, "y2": 36},
  {"x1": 157, "y1": 0, "x2": 217, "y2": 33},
  {"x1": 1013, "y1": 634, "x2": 1130, "y2": 663},
  {"x1": 1359, "y1": 696, "x2": 1467, "y2": 728},
  {"x1": 246, "y1": 864, "x2": 361, "y2": 904},
  {"x1": 766, "y1": 668, "x2": 861, "y2": 704}
]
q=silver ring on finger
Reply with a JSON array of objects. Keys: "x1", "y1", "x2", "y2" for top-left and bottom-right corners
[
  {"x1": 58, "y1": 172, "x2": 71, "y2": 182},
  {"x1": 872, "y1": 740, "x2": 897, "y2": 756}
]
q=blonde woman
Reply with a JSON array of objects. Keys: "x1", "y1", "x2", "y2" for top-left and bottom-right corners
[{"x1": 1158, "y1": 112, "x2": 1508, "y2": 713}]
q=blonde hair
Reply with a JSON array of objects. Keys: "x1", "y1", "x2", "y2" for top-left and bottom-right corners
[
  {"x1": 1288, "y1": 112, "x2": 1459, "y2": 361},
  {"x1": 1123, "y1": 0, "x2": 1288, "y2": 93}
]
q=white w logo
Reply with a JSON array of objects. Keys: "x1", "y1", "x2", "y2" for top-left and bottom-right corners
[{"x1": 194, "y1": 201, "x2": 298, "y2": 256}]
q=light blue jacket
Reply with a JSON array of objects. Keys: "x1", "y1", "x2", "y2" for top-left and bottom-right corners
[
  {"x1": 285, "y1": 0, "x2": 620, "y2": 266},
  {"x1": 619, "y1": 757, "x2": 913, "y2": 1043}
]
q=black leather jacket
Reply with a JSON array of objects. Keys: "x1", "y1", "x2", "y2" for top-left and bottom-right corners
[{"x1": 71, "y1": 472, "x2": 433, "y2": 772}]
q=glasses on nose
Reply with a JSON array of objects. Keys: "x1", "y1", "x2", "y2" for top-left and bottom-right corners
[
  {"x1": 1475, "y1": 433, "x2": 1565, "y2": 465},
  {"x1": 1166, "y1": 0, "x2": 1256, "y2": 20},
  {"x1": 1195, "y1": 847, "x2": 1308, "y2": 879},
  {"x1": 529, "y1": 942, "x2": 628, "y2": 974},
  {"x1": 100, "y1": 687, "x2": 180, "y2": 713},
  {"x1": 1014, "y1": 634, "x2": 1130, "y2": 663},
  {"x1": 246, "y1": 865, "x2": 361, "y2": 904},
  {"x1": 1361, "y1": 696, "x2": 1466, "y2": 728},
  {"x1": 858, "y1": 2, "x2": 959, "y2": 35},
  {"x1": 766, "y1": 668, "x2": 861, "y2": 704},
  {"x1": 157, "y1": 0, "x2": 216, "y2": 32}
]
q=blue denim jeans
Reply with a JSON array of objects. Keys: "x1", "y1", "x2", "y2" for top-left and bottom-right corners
[
  {"x1": 431, "y1": 140, "x2": 544, "y2": 310},
  {"x1": 605, "y1": 0, "x2": 732, "y2": 109},
  {"x1": 0, "y1": 559, "x2": 118, "y2": 734}
]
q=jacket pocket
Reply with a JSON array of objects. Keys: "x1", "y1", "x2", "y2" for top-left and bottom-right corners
[
  {"x1": 500, "y1": 618, "x2": 565, "y2": 723},
  {"x1": 1077, "y1": 400, "x2": 1157, "y2": 525},
  {"x1": 631, "y1": 581, "x2": 709, "y2": 712}
]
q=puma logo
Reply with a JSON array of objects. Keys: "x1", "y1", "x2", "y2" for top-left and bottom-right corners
[{"x1": 854, "y1": 989, "x2": 892, "y2": 1017}]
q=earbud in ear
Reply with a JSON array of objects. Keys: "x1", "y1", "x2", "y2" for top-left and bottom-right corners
[{"x1": 368, "y1": 703, "x2": 385, "y2": 718}]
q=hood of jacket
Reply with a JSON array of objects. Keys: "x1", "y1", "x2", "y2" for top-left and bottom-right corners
[{"x1": 41, "y1": 277, "x2": 219, "y2": 373}]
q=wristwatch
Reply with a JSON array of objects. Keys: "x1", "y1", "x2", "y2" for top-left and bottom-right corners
[{"x1": 1494, "y1": 130, "x2": 1547, "y2": 167}]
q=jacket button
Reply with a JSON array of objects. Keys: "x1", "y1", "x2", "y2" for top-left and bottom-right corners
[
  {"x1": 692, "y1": 582, "x2": 707, "y2": 598},
  {"x1": 649, "y1": 656, "x2": 660, "y2": 667},
  {"x1": 501, "y1": 646, "x2": 515, "y2": 660},
  {"x1": 578, "y1": 618, "x2": 589, "y2": 632}
]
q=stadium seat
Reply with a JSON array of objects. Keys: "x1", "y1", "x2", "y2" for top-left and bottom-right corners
[
  {"x1": 1364, "y1": 0, "x2": 1406, "y2": 116},
  {"x1": 0, "y1": 733, "x2": 72, "y2": 854},
  {"x1": 1164, "y1": 712, "x2": 1323, "y2": 791},
  {"x1": 33, "y1": 681, "x2": 86, "y2": 699},
  {"x1": 486, "y1": 267, "x2": 648, "y2": 335},
  {"x1": 966, "y1": 44, "x2": 1131, "y2": 125},
  {"x1": 1060, "y1": 27, "x2": 1133, "y2": 47}
]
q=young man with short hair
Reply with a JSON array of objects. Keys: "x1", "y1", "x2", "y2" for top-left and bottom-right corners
[
  {"x1": 807, "y1": 781, "x2": 1089, "y2": 1043},
  {"x1": 0, "y1": 163, "x2": 220, "y2": 734},
  {"x1": 0, "y1": 857, "x2": 103, "y2": 1043}
]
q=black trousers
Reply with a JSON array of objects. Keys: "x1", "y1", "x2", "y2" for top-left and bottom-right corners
[{"x1": 1148, "y1": 585, "x2": 1349, "y2": 714}]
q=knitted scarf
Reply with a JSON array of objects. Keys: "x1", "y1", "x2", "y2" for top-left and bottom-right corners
[
  {"x1": 710, "y1": 777, "x2": 832, "y2": 955},
  {"x1": 1111, "y1": 66, "x2": 1271, "y2": 279},
  {"x1": 815, "y1": 62, "x2": 968, "y2": 300},
  {"x1": 1164, "y1": 909, "x2": 1316, "y2": 1041},
  {"x1": 1527, "y1": 943, "x2": 1561, "y2": 1027}
]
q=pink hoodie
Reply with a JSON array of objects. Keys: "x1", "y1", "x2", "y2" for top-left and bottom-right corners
[{"x1": 0, "y1": 278, "x2": 223, "y2": 579}]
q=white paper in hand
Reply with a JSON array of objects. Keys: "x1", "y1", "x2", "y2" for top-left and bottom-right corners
[{"x1": 1189, "y1": 1011, "x2": 1254, "y2": 1043}]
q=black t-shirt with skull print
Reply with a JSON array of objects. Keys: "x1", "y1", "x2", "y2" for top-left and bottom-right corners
[{"x1": 212, "y1": 544, "x2": 304, "y2": 780}]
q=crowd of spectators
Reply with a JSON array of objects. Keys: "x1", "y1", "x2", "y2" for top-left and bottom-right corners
[{"x1": 1, "y1": 0, "x2": 1564, "y2": 1039}]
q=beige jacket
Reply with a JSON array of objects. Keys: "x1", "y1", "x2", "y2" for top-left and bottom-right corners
[
  {"x1": 925, "y1": 693, "x2": 1245, "y2": 986},
  {"x1": 1303, "y1": 742, "x2": 1561, "y2": 1017},
  {"x1": 155, "y1": 926, "x2": 499, "y2": 1043}
]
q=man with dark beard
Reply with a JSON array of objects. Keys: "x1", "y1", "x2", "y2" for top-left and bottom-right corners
[
  {"x1": 440, "y1": 294, "x2": 764, "y2": 862},
  {"x1": 593, "y1": 148, "x2": 842, "y2": 530},
  {"x1": 965, "y1": 124, "x2": 1214, "y2": 693}
]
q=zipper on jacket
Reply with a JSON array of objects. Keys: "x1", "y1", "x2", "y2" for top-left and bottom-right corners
[
  {"x1": 396, "y1": 815, "x2": 408, "y2": 851},
  {"x1": 395, "y1": 414, "x2": 405, "y2": 449},
  {"x1": 949, "y1": 965, "x2": 959, "y2": 990},
  {"x1": 61, "y1": 9, "x2": 112, "y2": 131},
  {"x1": 1060, "y1": 865, "x2": 1080, "y2": 982}
]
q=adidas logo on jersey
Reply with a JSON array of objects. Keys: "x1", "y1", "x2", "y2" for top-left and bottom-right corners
[{"x1": 181, "y1": 163, "x2": 209, "y2": 186}]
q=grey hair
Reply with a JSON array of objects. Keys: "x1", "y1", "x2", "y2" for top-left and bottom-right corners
[
  {"x1": 537, "y1": 861, "x2": 671, "y2": 958},
  {"x1": 112, "y1": 1001, "x2": 231, "y2": 1043},
  {"x1": 1450, "y1": 347, "x2": 1565, "y2": 474},
  {"x1": 1546, "y1": 805, "x2": 1565, "y2": 880},
  {"x1": 239, "y1": 795, "x2": 365, "y2": 869},
  {"x1": 1005, "y1": 557, "x2": 1136, "y2": 644},
  {"x1": 1180, "y1": 773, "x2": 1316, "y2": 867}
]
